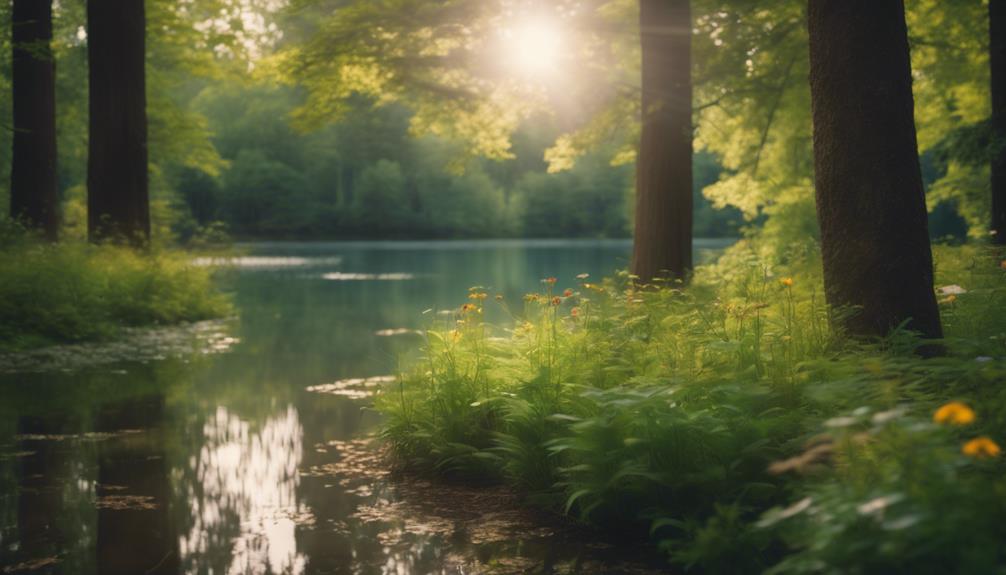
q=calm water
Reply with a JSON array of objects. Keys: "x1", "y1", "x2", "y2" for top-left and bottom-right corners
[{"x1": 0, "y1": 239, "x2": 730, "y2": 574}]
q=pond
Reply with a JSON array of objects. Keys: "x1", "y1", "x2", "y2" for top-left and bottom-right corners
[{"x1": 0, "y1": 239, "x2": 732, "y2": 574}]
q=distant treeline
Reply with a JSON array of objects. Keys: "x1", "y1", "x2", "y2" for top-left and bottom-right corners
[{"x1": 173, "y1": 86, "x2": 742, "y2": 241}]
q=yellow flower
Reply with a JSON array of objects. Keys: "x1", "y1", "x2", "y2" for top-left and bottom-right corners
[
  {"x1": 780, "y1": 277, "x2": 794, "y2": 288},
  {"x1": 461, "y1": 303, "x2": 479, "y2": 313},
  {"x1": 468, "y1": 292, "x2": 488, "y2": 301},
  {"x1": 933, "y1": 402, "x2": 976, "y2": 426},
  {"x1": 962, "y1": 436, "x2": 1001, "y2": 458}
]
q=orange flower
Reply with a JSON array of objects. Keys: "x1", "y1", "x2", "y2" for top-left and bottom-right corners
[
  {"x1": 461, "y1": 303, "x2": 479, "y2": 313},
  {"x1": 962, "y1": 436, "x2": 1001, "y2": 458},
  {"x1": 933, "y1": 402, "x2": 976, "y2": 426},
  {"x1": 551, "y1": 296, "x2": 562, "y2": 306},
  {"x1": 780, "y1": 277, "x2": 794, "y2": 287},
  {"x1": 543, "y1": 277, "x2": 557, "y2": 286},
  {"x1": 1000, "y1": 260, "x2": 1006, "y2": 271},
  {"x1": 563, "y1": 288, "x2": 573, "y2": 297},
  {"x1": 570, "y1": 307, "x2": 580, "y2": 317}
]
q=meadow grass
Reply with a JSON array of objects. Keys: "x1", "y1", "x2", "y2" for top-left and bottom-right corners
[
  {"x1": 376, "y1": 242, "x2": 1006, "y2": 573},
  {"x1": 0, "y1": 226, "x2": 230, "y2": 349}
]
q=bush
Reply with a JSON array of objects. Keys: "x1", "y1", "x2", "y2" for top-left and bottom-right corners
[
  {"x1": 0, "y1": 235, "x2": 230, "y2": 349},
  {"x1": 376, "y1": 245, "x2": 1006, "y2": 573}
]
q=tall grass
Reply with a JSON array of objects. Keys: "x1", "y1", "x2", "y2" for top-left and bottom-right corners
[
  {"x1": 0, "y1": 225, "x2": 230, "y2": 349},
  {"x1": 376, "y1": 242, "x2": 1006, "y2": 572}
]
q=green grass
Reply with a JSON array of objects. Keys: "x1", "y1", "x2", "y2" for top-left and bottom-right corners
[
  {"x1": 0, "y1": 226, "x2": 230, "y2": 349},
  {"x1": 376, "y1": 242, "x2": 1006, "y2": 573}
]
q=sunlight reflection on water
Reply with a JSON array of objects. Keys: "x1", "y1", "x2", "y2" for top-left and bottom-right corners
[
  {"x1": 321, "y1": 272, "x2": 416, "y2": 281},
  {"x1": 192, "y1": 256, "x2": 343, "y2": 269},
  {"x1": 179, "y1": 405, "x2": 309, "y2": 575}
]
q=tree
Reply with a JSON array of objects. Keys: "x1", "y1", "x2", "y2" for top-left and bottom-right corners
[
  {"x1": 992, "y1": 0, "x2": 1006, "y2": 243},
  {"x1": 807, "y1": 0, "x2": 942, "y2": 339},
  {"x1": 10, "y1": 0, "x2": 58, "y2": 240},
  {"x1": 631, "y1": 0, "x2": 693, "y2": 283},
  {"x1": 87, "y1": 0, "x2": 149, "y2": 245}
]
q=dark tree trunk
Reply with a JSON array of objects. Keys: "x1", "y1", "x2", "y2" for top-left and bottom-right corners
[
  {"x1": 10, "y1": 0, "x2": 58, "y2": 240},
  {"x1": 87, "y1": 0, "x2": 149, "y2": 245},
  {"x1": 631, "y1": 0, "x2": 693, "y2": 283},
  {"x1": 992, "y1": 0, "x2": 1006, "y2": 244},
  {"x1": 808, "y1": 0, "x2": 942, "y2": 339}
]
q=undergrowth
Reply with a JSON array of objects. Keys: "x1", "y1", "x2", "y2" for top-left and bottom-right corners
[
  {"x1": 376, "y1": 241, "x2": 1006, "y2": 573},
  {"x1": 0, "y1": 224, "x2": 230, "y2": 349}
]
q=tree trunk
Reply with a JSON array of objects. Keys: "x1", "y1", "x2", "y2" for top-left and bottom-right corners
[
  {"x1": 87, "y1": 0, "x2": 150, "y2": 245},
  {"x1": 631, "y1": 0, "x2": 693, "y2": 283},
  {"x1": 808, "y1": 0, "x2": 942, "y2": 340},
  {"x1": 992, "y1": 0, "x2": 1006, "y2": 244},
  {"x1": 10, "y1": 0, "x2": 58, "y2": 240}
]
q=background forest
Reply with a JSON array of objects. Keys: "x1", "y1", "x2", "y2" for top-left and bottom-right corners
[{"x1": 0, "y1": 0, "x2": 987, "y2": 243}]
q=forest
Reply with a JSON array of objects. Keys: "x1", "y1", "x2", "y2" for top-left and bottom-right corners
[{"x1": 1, "y1": 0, "x2": 1006, "y2": 574}]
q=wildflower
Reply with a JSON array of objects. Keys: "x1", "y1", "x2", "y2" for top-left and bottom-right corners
[
  {"x1": 933, "y1": 402, "x2": 976, "y2": 426},
  {"x1": 938, "y1": 284, "x2": 967, "y2": 296},
  {"x1": 524, "y1": 293, "x2": 540, "y2": 303},
  {"x1": 780, "y1": 277, "x2": 794, "y2": 287},
  {"x1": 542, "y1": 277, "x2": 557, "y2": 286},
  {"x1": 576, "y1": 273, "x2": 590, "y2": 280},
  {"x1": 563, "y1": 288, "x2": 573, "y2": 297},
  {"x1": 570, "y1": 307, "x2": 580, "y2": 317},
  {"x1": 962, "y1": 436, "x2": 1001, "y2": 458},
  {"x1": 468, "y1": 292, "x2": 488, "y2": 301},
  {"x1": 1000, "y1": 259, "x2": 1006, "y2": 271},
  {"x1": 461, "y1": 303, "x2": 479, "y2": 313},
  {"x1": 551, "y1": 296, "x2": 562, "y2": 306},
  {"x1": 448, "y1": 329, "x2": 462, "y2": 343}
]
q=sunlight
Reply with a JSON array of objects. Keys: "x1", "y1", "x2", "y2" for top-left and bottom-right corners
[{"x1": 502, "y1": 17, "x2": 564, "y2": 78}]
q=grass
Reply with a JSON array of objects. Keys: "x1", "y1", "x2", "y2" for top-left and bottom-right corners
[
  {"x1": 375, "y1": 241, "x2": 1006, "y2": 573},
  {"x1": 0, "y1": 224, "x2": 230, "y2": 350}
]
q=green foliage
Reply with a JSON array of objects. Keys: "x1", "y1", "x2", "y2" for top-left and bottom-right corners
[
  {"x1": 376, "y1": 245, "x2": 1006, "y2": 572},
  {"x1": 0, "y1": 225, "x2": 230, "y2": 349},
  {"x1": 763, "y1": 409, "x2": 1006, "y2": 575}
]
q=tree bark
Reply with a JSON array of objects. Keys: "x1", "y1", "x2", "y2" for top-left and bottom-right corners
[
  {"x1": 10, "y1": 0, "x2": 58, "y2": 240},
  {"x1": 992, "y1": 0, "x2": 1006, "y2": 244},
  {"x1": 87, "y1": 0, "x2": 150, "y2": 245},
  {"x1": 808, "y1": 0, "x2": 942, "y2": 339},
  {"x1": 631, "y1": 0, "x2": 693, "y2": 283}
]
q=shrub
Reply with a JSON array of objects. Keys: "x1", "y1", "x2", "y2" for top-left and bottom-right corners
[
  {"x1": 376, "y1": 245, "x2": 1006, "y2": 572},
  {"x1": 0, "y1": 235, "x2": 230, "y2": 349}
]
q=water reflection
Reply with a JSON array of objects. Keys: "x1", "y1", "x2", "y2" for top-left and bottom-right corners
[
  {"x1": 95, "y1": 397, "x2": 177, "y2": 574},
  {"x1": 1, "y1": 240, "x2": 732, "y2": 574},
  {"x1": 179, "y1": 406, "x2": 307, "y2": 575}
]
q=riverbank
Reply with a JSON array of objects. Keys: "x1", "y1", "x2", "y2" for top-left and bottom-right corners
[
  {"x1": 376, "y1": 242, "x2": 1006, "y2": 573},
  {"x1": 0, "y1": 235, "x2": 230, "y2": 350}
]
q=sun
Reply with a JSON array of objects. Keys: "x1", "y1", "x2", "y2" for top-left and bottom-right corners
[{"x1": 502, "y1": 17, "x2": 563, "y2": 78}]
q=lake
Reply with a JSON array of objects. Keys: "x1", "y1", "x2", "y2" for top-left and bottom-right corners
[{"x1": 0, "y1": 239, "x2": 732, "y2": 574}]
